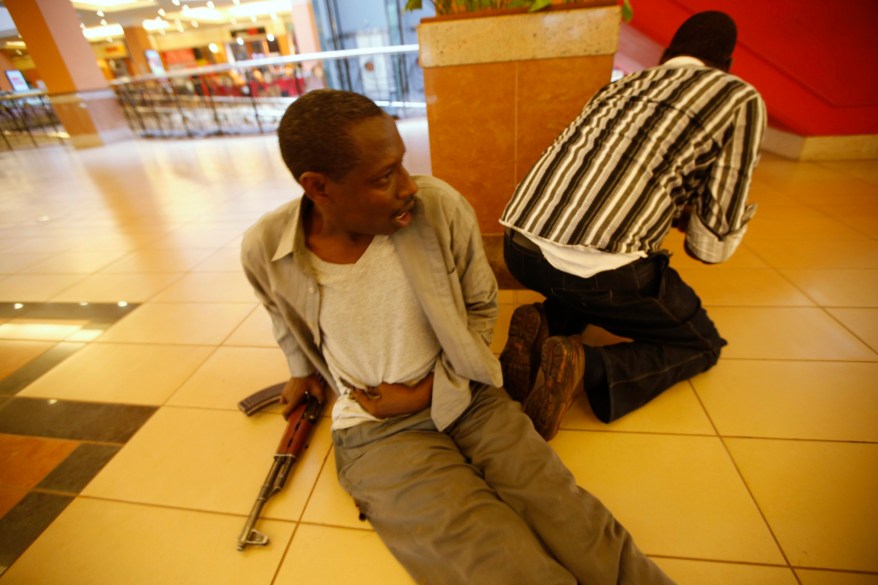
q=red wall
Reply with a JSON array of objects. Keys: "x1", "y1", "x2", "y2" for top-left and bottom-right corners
[{"x1": 626, "y1": 0, "x2": 878, "y2": 136}]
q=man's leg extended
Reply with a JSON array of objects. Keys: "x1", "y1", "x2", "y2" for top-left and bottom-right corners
[
  {"x1": 449, "y1": 386, "x2": 676, "y2": 585},
  {"x1": 333, "y1": 411, "x2": 576, "y2": 585}
]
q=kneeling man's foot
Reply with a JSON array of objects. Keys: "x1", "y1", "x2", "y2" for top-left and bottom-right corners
[
  {"x1": 523, "y1": 336, "x2": 585, "y2": 441},
  {"x1": 500, "y1": 303, "x2": 548, "y2": 402}
]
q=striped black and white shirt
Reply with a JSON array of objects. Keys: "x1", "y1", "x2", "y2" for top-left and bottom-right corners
[{"x1": 500, "y1": 58, "x2": 766, "y2": 266}]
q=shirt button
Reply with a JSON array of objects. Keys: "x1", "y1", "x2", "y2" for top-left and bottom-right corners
[{"x1": 308, "y1": 286, "x2": 316, "y2": 294}]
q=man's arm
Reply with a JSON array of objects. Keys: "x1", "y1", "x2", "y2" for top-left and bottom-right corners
[
  {"x1": 241, "y1": 233, "x2": 315, "y2": 378},
  {"x1": 685, "y1": 92, "x2": 766, "y2": 263},
  {"x1": 449, "y1": 195, "x2": 499, "y2": 346}
]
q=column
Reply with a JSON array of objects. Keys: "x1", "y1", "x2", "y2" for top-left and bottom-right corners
[
  {"x1": 123, "y1": 26, "x2": 155, "y2": 77},
  {"x1": 5, "y1": 0, "x2": 132, "y2": 148}
]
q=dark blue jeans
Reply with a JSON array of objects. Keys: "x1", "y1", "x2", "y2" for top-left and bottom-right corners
[{"x1": 504, "y1": 231, "x2": 726, "y2": 423}]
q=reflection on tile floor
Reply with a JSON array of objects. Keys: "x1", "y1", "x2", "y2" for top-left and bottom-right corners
[{"x1": 0, "y1": 122, "x2": 876, "y2": 584}]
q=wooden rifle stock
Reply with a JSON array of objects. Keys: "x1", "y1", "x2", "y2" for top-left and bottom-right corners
[{"x1": 236, "y1": 391, "x2": 322, "y2": 551}]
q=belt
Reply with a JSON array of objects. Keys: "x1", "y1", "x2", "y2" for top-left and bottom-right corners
[{"x1": 505, "y1": 228, "x2": 541, "y2": 252}]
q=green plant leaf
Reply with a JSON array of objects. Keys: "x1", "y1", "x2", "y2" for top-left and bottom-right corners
[
  {"x1": 529, "y1": 0, "x2": 552, "y2": 12},
  {"x1": 622, "y1": 0, "x2": 633, "y2": 22},
  {"x1": 404, "y1": 0, "x2": 423, "y2": 10}
]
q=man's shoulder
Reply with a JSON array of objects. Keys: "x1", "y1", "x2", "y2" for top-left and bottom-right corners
[
  {"x1": 413, "y1": 175, "x2": 460, "y2": 199},
  {"x1": 242, "y1": 198, "x2": 300, "y2": 254},
  {"x1": 411, "y1": 175, "x2": 478, "y2": 229}
]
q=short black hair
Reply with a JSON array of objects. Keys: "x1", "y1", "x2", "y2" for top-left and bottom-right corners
[
  {"x1": 661, "y1": 11, "x2": 737, "y2": 71},
  {"x1": 277, "y1": 89, "x2": 385, "y2": 182}
]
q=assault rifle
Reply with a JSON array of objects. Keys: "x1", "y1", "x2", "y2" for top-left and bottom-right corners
[{"x1": 236, "y1": 384, "x2": 322, "y2": 551}]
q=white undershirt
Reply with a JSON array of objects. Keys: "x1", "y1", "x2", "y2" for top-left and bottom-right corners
[
  {"x1": 309, "y1": 235, "x2": 441, "y2": 430},
  {"x1": 520, "y1": 230, "x2": 647, "y2": 279}
]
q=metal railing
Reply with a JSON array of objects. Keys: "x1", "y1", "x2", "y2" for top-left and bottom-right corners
[
  {"x1": 0, "y1": 45, "x2": 424, "y2": 149},
  {"x1": 110, "y1": 44, "x2": 425, "y2": 139},
  {"x1": 0, "y1": 91, "x2": 68, "y2": 151}
]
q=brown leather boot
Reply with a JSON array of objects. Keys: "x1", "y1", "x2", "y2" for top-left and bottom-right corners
[
  {"x1": 523, "y1": 336, "x2": 585, "y2": 441},
  {"x1": 500, "y1": 303, "x2": 549, "y2": 402}
]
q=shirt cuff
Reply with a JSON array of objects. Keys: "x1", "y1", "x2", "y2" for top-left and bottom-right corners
[{"x1": 685, "y1": 213, "x2": 749, "y2": 264}]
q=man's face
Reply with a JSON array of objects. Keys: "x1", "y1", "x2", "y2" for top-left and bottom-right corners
[{"x1": 323, "y1": 115, "x2": 418, "y2": 237}]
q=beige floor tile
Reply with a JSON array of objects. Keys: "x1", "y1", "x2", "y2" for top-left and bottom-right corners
[
  {"x1": 694, "y1": 360, "x2": 878, "y2": 442},
  {"x1": 0, "y1": 252, "x2": 51, "y2": 274},
  {"x1": 20, "y1": 251, "x2": 129, "y2": 274},
  {"x1": 550, "y1": 432, "x2": 784, "y2": 563},
  {"x1": 827, "y1": 308, "x2": 878, "y2": 353},
  {"x1": 797, "y1": 570, "x2": 878, "y2": 585},
  {"x1": 192, "y1": 247, "x2": 245, "y2": 272},
  {"x1": 497, "y1": 289, "x2": 515, "y2": 305},
  {"x1": 655, "y1": 558, "x2": 797, "y2": 585},
  {"x1": 167, "y1": 346, "x2": 290, "y2": 410},
  {"x1": 662, "y1": 232, "x2": 769, "y2": 270},
  {"x1": 0, "y1": 340, "x2": 54, "y2": 378},
  {"x1": 49, "y1": 272, "x2": 183, "y2": 303},
  {"x1": 223, "y1": 306, "x2": 278, "y2": 347},
  {"x1": 149, "y1": 271, "x2": 256, "y2": 303},
  {"x1": 101, "y1": 247, "x2": 218, "y2": 273},
  {"x1": 746, "y1": 213, "x2": 865, "y2": 242},
  {"x1": 750, "y1": 238, "x2": 878, "y2": 269},
  {"x1": 301, "y1": 448, "x2": 368, "y2": 529},
  {"x1": 710, "y1": 307, "x2": 877, "y2": 360},
  {"x1": 97, "y1": 302, "x2": 255, "y2": 345},
  {"x1": 0, "y1": 319, "x2": 88, "y2": 341},
  {"x1": 151, "y1": 225, "x2": 242, "y2": 249},
  {"x1": 833, "y1": 213, "x2": 878, "y2": 238},
  {"x1": 682, "y1": 268, "x2": 813, "y2": 306},
  {"x1": 562, "y1": 380, "x2": 716, "y2": 435},
  {"x1": 82, "y1": 407, "x2": 333, "y2": 520},
  {"x1": 726, "y1": 439, "x2": 878, "y2": 572},
  {"x1": 513, "y1": 289, "x2": 546, "y2": 304},
  {"x1": 815, "y1": 160, "x2": 878, "y2": 185},
  {"x1": 0, "y1": 274, "x2": 87, "y2": 302},
  {"x1": 0, "y1": 498, "x2": 292, "y2": 585},
  {"x1": 780, "y1": 269, "x2": 878, "y2": 307},
  {"x1": 279, "y1": 524, "x2": 413, "y2": 584},
  {"x1": 19, "y1": 343, "x2": 213, "y2": 405}
]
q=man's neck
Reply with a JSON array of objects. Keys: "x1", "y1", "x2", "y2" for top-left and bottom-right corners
[{"x1": 303, "y1": 205, "x2": 373, "y2": 264}]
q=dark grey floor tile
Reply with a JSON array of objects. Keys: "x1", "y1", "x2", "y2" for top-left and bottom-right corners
[
  {"x1": 0, "y1": 398, "x2": 156, "y2": 443},
  {"x1": 0, "y1": 342, "x2": 85, "y2": 397},
  {"x1": 0, "y1": 302, "x2": 138, "y2": 321},
  {"x1": 0, "y1": 492, "x2": 73, "y2": 568},
  {"x1": 37, "y1": 443, "x2": 121, "y2": 493}
]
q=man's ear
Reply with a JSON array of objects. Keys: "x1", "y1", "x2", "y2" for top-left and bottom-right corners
[{"x1": 300, "y1": 171, "x2": 331, "y2": 205}]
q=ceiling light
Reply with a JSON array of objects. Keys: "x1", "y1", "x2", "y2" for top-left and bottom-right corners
[
  {"x1": 143, "y1": 18, "x2": 169, "y2": 31},
  {"x1": 82, "y1": 23, "x2": 124, "y2": 40},
  {"x1": 229, "y1": 1, "x2": 291, "y2": 19}
]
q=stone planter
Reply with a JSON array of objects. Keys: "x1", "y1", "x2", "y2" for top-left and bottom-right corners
[{"x1": 418, "y1": 1, "x2": 621, "y2": 236}]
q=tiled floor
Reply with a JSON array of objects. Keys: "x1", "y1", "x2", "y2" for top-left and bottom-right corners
[{"x1": 1, "y1": 120, "x2": 876, "y2": 585}]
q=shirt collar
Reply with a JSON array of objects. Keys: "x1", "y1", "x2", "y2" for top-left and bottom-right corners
[
  {"x1": 271, "y1": 196, "x2": 309, "y2": 262},
  {"x1": 661, "y1": 55, "x2": 706, "y2": 68}
]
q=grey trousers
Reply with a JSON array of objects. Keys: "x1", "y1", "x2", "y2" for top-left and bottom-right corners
[{"x1": 333, "y1": 385, "x2": 675, "y2": 585}]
